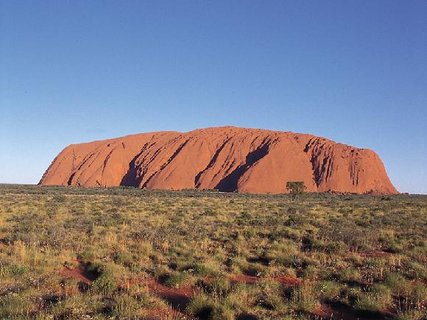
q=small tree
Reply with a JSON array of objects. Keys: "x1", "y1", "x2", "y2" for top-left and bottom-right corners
[{"x1": 286, "y1": 181, "x2": 306, "y2": 200}]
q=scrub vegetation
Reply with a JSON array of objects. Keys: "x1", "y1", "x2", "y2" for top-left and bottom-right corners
[{"x1": 0, "y1": 184, "x2": 426, "y2": 319}]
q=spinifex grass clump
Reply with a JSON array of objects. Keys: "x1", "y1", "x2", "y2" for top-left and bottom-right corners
[{"x1": 0, "y1": 185, "x2": 426, "y2": 319}]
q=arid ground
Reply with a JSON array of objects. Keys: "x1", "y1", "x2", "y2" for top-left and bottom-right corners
[{"x1": 0, "y1": 185, "x2": 425, "y2": 319}]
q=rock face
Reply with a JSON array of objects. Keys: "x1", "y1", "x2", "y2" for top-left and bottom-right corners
[{"x1": 40, "y1": 127, "x2": 397, "y2": 194}]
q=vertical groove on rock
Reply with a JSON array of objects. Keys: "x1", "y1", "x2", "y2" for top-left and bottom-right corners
[
  {"x1": 215, "y1": 138, "x2": 271, "y2": 192},
  {"x1": 141, "y1": 139, "x2": 190, "y2": 189},
  {"x1": 120, "y1": 142, "x2": 151, "y2": 187},
  {"x1": 194, "y1": 137, "x2": 232, "y2": 188}
]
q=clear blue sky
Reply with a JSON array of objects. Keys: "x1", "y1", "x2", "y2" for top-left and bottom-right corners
[{"x1": 1, "y1": 1, "x2": 426, "y2": 193}]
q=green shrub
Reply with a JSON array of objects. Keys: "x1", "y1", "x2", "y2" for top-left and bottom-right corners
[
  {"x1": 385, "y1": 273, "x2": 411, "y2": 297},
  {"x1": 286, "y1": 181, "x2": 306, "y2": 200},
  {"x1": 193, "y1": 262, "x2": 219, "y2": 277},
  {"x1": 159, "y1": 271, "x2": 189, "y2": 288},
  {"x1": 91, "y1": 264, "x2": 120, "y2": 295},
  {"x1": 113, "y1": 249, "x2": 134, "y2": 266},
  {"x1": 338, "y1": 267, "x2": 362, "y2": 284},
  {"x1": 396, "y1": 309, "x2": 427, "y2": 320},
  {"x1": 0, "y1": 293, "x2": 34, "y2": 318},
  {"x1": 0, "y1": 263, "x2": 27, "y2": 277},
  {"x1": 209, "y1": 276, "x2": 232, "y2": 298},
  {"x1": 409, "y1": 282, "x2": 427, "y2": 308},
  {"x1": 354, "y1": 284, "x2": 392, "y2": 313},
  {"x1": 257, "y1": 280, "x2": 286, "y2": 311},
  {"x1": 265, "y1": 240, "x2": 300, "y2": 267},
  {"x1": 187, "y1": 294, "x2": 229, "y2": 320},
  {"x1": 289, "y1": 281, "x2": 320, "y2": 312},
  {"x1": 317, "y1": 281, "x2": 341, "y2": 301},
  {"x1": 112, "y1": 294, "x2": 141, "y2": 318}
]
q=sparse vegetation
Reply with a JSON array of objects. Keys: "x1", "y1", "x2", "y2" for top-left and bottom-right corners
[
  {"x1": 286, "y1": 181, "x2": 306, "y2": 200},
  {"x1": 0, "y1": 184, "x2": 426, "y2": 319}
]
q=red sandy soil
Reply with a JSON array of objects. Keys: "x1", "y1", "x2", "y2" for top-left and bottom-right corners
[
  {"x1": 143, "y1": 279, "x2": 195, "y2": 312},
  {"x1": 122, "y1": 278, "x2": 195, "y2": 319},
  {"x1": 58, "y1": 262, "x2": 403, "y2": 320},
  {"x1": 40, "y1": 126, "x2": 397, "y2": 194},
  {"x1": 313, "y1": 303, "x2": 395, "y2": 320},
  {"x1": 58, "y1": 260, "x2": 96, "y2": 284},
  {"x1": 58, "y1": 261, "x2": 300, "y2": 296},
  {"x1": 59, "y1": 262, "x2": 193, "y2": 318}
]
